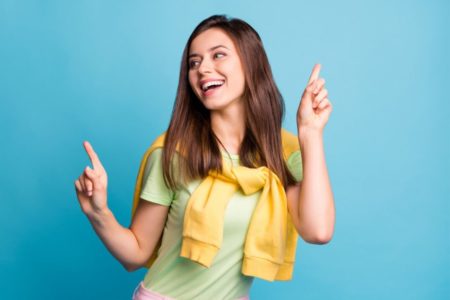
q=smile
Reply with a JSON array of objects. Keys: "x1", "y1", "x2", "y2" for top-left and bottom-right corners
[{"x1": 201, "y1": 80, "x2": 225, "y2": 92}]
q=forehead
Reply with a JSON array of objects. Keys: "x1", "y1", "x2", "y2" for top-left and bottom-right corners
[{"x1": 189, "y1": 28, "x2": 236, "y2": 54}]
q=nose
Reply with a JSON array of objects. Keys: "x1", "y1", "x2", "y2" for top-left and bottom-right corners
[{"x1": 198, "y1": 57, "x2": 213, "y2": 74}]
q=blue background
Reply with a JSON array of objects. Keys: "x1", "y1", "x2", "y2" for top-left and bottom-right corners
[{"x1": 1, "y1": 0, "x2": 449, "y2": 299}]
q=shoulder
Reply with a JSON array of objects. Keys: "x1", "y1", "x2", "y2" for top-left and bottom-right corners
[
  {"x1": 137, "y1": 131, "x2": 168, "y2": 178},
  {"x1": 149, "y1": 131, "x2": 167, "y2": 149},
  {"x1": 142, "y1": 131, "x2": 167, "y2": 158},
  {"x1": 281, "y1": 128, "x2": 300, "y2": 159}
]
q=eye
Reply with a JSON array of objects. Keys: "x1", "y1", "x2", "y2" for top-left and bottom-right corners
[
  {"x1": 189, "y1": 60, "x2": 200, "y2": 69},
  {"x1": 214, "y1": 52, "x2": 226, "y2": 59}
]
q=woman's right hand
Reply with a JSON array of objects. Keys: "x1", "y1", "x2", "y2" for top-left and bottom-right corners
[{"x1": 74, "y1": 141, "x2": 109, "y2": 216}]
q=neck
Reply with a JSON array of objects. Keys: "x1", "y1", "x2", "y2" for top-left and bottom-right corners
[{"x1": 210, "y1": 101, "x2": 245, "y2": 155}]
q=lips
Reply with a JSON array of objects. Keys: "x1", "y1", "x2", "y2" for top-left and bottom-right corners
[
  {"x1": 199, "y1": 78, "x2": 225, "y2": 97},
  {"x1": 201, "y1": 80, "x2": 224, "y2": 91},
  {"x1": 200, "y1": 78, "x2": 224, "y2": 87},
  {"x1": 202, "y1": 84, "x2": 223, "y2": 97}
]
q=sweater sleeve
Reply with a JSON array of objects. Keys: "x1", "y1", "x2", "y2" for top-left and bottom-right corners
[
  {"x1": 286, "y1": 150, "x2": 303, "y2": 183},
  {"x1": 140, "y1": 148, "x2": 174, "y2": 206}
]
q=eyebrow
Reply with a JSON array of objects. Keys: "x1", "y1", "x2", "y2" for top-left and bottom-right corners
[{"x1": 188, "y1": 45, "x2": 229, "y2": 59}]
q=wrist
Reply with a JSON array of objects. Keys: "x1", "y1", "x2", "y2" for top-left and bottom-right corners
[
  {"x1": 86, "y1": 206, "x2": 112, "y2": 224},
  {"x1": 298, "y1": 127, "x2": 323, "y2": 144}
]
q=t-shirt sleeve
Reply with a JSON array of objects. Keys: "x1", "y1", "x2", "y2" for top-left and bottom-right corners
[
  {"x1": 286, "y1": 150, "x2": 303, "y2": 183},
  {"x1": 140, "y1": 148, "x2": 174, "y2": 206}
]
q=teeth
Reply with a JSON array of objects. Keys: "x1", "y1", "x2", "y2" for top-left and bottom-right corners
[{"x1": 202, "y1": 80, "x2": 224, "y2": 91}]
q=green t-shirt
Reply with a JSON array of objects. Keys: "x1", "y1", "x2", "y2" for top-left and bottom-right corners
[{"x1": 139, "y1": 149, "x2": 303, "y2": 300}]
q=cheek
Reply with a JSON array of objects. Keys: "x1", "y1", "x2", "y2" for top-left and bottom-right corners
[
  {"x1": 223, "y1": 61, "x2": 246, "y2": 88},
  {"x1": 233, "y1": 68, "x2": 246, "y2": 92},
  {"x1": 238, "y1": 70, "x2": 246, "y2": 88},
  {"x1": 188, "y1": 73, "x2": 197, "y2": 90}
]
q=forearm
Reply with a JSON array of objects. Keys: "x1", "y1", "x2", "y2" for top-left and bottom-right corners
[
  {"x1": 297, "y1": 130, "x2": 335, "y2": 243},
  {"x1": 86, "y1": 208, "x2": 145, "y2": 270}
]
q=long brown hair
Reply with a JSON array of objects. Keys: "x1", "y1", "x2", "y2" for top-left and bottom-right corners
[{"x1": 162, "y1": 15, "x2": 296, "y2": 189}]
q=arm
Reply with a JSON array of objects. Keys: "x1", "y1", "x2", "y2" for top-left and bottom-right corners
[
  {"x1": 86, "y1": 200, "x2": 169, "y2": 271},
  {"x1": 286, "y1": 63, "x2": 335, "y2": 244},
  {"x1": 74, "y1": 141, "x2": 169, "y2": 271},
  {"x1": 287, "y1": 132, "x2": 335, "y2": 244}
]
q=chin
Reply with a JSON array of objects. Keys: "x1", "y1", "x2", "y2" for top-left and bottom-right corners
[
  {"x1": 203, "y1": 102, "x2": 229, "y2": 111},
  {"x1": 199, "y1": 96, "x2": 242, "y2": 112}
]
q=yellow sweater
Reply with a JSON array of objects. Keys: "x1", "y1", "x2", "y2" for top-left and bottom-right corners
[{"x1": 131, "y1": 129, "x2": 301, "y2": 281}]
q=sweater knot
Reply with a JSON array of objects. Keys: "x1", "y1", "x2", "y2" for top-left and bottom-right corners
[{"x1": 232, "y1": 166, "x2": 269, "y2": 195}]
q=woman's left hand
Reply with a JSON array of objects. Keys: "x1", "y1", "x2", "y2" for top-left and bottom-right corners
[{"x1": 297, "y1": 64, "x2": 333, "y2": 134}]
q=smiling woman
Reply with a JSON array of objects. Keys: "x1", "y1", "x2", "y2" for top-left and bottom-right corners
[{"x1": 74, "y1": 14, "x2": 335, "y2": 300}]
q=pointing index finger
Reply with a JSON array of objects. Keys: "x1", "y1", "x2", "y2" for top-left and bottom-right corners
[
  {"x1": 83, "y1": 141, "x2": 103, "y2": 171},
  {"x1": 308, "y1": 63, "x2": 322, "y2": 85}
]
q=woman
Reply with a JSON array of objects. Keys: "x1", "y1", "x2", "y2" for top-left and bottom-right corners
[{"x1": 74, "y1": 15, "x2": 335, "y2": 300}]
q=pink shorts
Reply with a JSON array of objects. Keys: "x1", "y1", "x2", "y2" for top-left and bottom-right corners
[{"x1": 132, "y1": 281, "x2": 250, "y2": 300}]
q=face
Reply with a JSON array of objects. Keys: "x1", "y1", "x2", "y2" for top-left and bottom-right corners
[{"x1": 188, "y1": 28, "x2": 246, "y2": 112}]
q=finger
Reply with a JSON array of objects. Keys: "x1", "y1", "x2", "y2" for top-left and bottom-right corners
[
  {"x1": 84, "y1": 177, "x2": 93, "y2": 197},
  {"x1": 83, "y1": 141, "x2": 104, "y2": 171},
  {"x1": 84, "y1": 166, "x2": 97, "y2": 181},
  {"x1": 78, "y1": 174, "x2": 87, "y2": 193},
  {"x1": 315, "y1": 88, "x2": 328, "y2": 101},
  {"x1": 75, "y1": 179, "x2": 83, "y2": 193},
  {"x1": 84, "y1": 167, "x2": 95, "y2": 195},
  {"x1": 318, "y1": 98, "x2": 331, "y2": 110},
  {"x1": 313, "y1": 89, "x2": 328, "y2": 108},
  {"x1": 308, "y1": 63, "x2": 321, "y2": 85},
  {"x1": 313, "y1": 78, "x2": 326, "y2": 94}
]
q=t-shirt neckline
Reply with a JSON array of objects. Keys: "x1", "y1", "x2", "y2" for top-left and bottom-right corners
[{"x1": 220, "y1": 151, "x2": 240, "y2": 160}]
